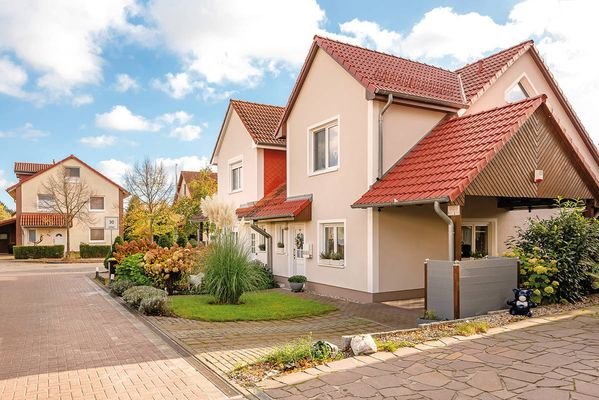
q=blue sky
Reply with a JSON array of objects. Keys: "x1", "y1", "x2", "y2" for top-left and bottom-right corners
[{"x1": 0, "y1": 0, "x2": 596, "y2": 208}]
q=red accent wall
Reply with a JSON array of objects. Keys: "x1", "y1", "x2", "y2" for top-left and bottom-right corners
[{"x1": 263, "y1": 149, "x2": 286, "y2": 195}]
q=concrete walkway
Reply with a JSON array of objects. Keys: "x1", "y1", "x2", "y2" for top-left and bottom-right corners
[
  {"x1": 263, "y1": 306, "x2": 599, "y2": 399},
  {"x1": 0, "y1": 260, "x2": 231, "y2": 400}
]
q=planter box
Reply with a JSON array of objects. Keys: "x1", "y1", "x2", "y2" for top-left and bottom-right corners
[
  {"x1": 289, "y1": 282, "x2": 304, "y2": 292},
  {"x1": 319, "y1": 259, "x2": 344, "y2": 267}
]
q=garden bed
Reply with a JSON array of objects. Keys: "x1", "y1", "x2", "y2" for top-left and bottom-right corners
[
  {"x1": 168, "y1": 290, "x2": 336, "y2": 321},
  {"x1": 231, "y1": 294, "x2": 599, "y2": 386}
]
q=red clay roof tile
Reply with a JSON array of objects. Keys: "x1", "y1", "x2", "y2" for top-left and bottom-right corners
[
  {"x1": 14, "y1": 162, "x2": 52, "y2": 174},
  {"x1": 353, "y1": 96, "x2": 547, "y2": 207},
  {"x1": 237, "y1": 183, "x2": 310, "y2": 221},
  {"x1": 230, "y1": 100, "x2": 286, "y2": 146}
]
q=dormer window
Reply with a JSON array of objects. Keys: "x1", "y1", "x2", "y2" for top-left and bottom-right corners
[{"x1": 505, "y1": 82, "x2": 529, "y2": 103}]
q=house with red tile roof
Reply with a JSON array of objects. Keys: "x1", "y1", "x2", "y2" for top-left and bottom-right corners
[
  {"x1": 212, "y1": 36, "x2": 599, "y2": 302},
  {"x1": 3, "y1": 155, "x2": 129, "y2": 255}
]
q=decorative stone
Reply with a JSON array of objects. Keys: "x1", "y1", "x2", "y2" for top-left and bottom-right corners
[{"x1": 350, "y1": 334, "x2": 378, "y2": 356}]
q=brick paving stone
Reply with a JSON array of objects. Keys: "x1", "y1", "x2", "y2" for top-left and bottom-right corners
[
  {"x1": 0, "y1": 261, "x2": 229, "y2": 400},
  {"x1": 263, "y1": 303, "x2": 599, "y2": 400}
]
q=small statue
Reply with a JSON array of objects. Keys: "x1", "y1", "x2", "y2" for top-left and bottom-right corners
[{"x1": 507, "y1": 288, "x2": 537, "y2": 317}]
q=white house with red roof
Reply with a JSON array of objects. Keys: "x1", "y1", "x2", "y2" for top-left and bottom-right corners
[
  {"x1": 213, "y1": 36, "x2": 599, "y2": 303},
  {"x1": 4, "y1": 155, "x2": 129, "y2": 254}
]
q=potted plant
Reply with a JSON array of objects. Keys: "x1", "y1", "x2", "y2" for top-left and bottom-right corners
[
  {"x1": 288, "y1": 275, "x2": 307, "y2": 292},
  {"x1": 258, "y1": 243, "x2": 266, "y2": 251}
]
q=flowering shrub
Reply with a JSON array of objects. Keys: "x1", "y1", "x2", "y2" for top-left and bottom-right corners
[
  {"x1": 114, "y1": 239, "x2": 158, "y2": 264},
  {"x1": 505, "y1": 248, "x2": 560, "y2": 304},
  {"x1": 143, "y1": 244, "x2": 199, "y2": 294}
]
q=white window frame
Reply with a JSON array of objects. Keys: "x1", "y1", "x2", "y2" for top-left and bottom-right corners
[
  {"x1": 28, "y1": 229, "x2": 36, "y2": 243},
  {"x1": 89, "y1": 228, "x2": 105, "y2": 243},
  {"x1": 504, "y1": 73, "x2": 538, "y2": 103},
  {"x1": 37, "y1": 194, "x2": 55, "y2": 211},
  {"x1": 250, "y1": 232, "x2": 256, "y2": 254},
  {"x1": 229, "y1": 157, "x2": 243, "y2": 193},
  {"x1": 89, "y1": 196, "x2": 105, "y2": 212},
  {"x1": 461, "y1": 219, "x2": 497, "y2": 258},
  {"x1": 307, "y1": 116, "x2": 340, "y2": 176},
  {"x1": 317, "y1": 219, "x2": 346, "y2": 268},
  {"x1": 64, "y1": 166, "x2": 81, "y2": 182},
  {"x1": 276, "y1": 224, "x2": 287, "y2": 255}
]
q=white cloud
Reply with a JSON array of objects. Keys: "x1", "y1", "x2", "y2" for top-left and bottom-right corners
[
  {"x1": 0, "y1": 123, "x2": 49, "y2": 141},
  {"x1": 158, "y1": 110, "x2": 193, "y2": 125},
  {"x1": 97, "y1": 159, "x2": 132, "y2": 185},
  {"x1": 155, "y1": 155, "x2": 210, "y2": 184},
  {"x1": 79, "y1": 135, "x2": 116, "y2": 148},
  {"x1": 151, "y1": 72, "x2": 198, "y2": 99},
  {"x1": 72, "y1": 94, "x2": 94, "y2": 107},
  {"x1": 114, "y1": 73, "x2": 139, "y2": 92},
  {"x1": 169, "y1": 125, "x2": 202, "y2": 141},
  {"x1": 0, "y1": 0, "x2": 151, "y2": 99},
  {"x1": 0, "y1": 169, "x2": 15, "y2": 190},
  {"x1": 95, "y1": 105, "x2": 161, "y2": 132},
  {"x1": 339, "y1": 19, "x2": 402, "y2": 54},
  {"x1": 148, "y1": 0, "x2": 325, "y2": 90},
  {"x1": 0, "y1": 58, "x2": 28, "y2": 98}
]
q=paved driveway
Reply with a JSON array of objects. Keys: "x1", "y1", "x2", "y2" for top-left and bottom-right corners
[
  {"x1": 0, "y1": 260, "x2": 231, "y2": 400},
  {"x1": 264, "y1": 306, "x2": 599, "y2": 399}
]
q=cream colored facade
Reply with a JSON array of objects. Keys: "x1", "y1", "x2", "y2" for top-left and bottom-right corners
[
  {"x1": 214, "y1": 41, "x2": 599, "y2": 302},
  {"x1": 13, "y1": 157, "x2": 126, "y2": 252}
]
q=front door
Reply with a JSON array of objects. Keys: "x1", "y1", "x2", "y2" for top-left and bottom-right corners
[
  {"x1": 0, "y1": 233, "x2": 8, "y2": 253},
  {"x1": 290, "y1": 225, "x2": 305, "y2": 276}
]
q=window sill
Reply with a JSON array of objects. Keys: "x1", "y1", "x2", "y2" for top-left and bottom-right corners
[
  {"x1": 318, "y1": 259, "x2": 345, "y2": 268},
  {"x1": 229, "y1": 189, "x2": 242, "y2": 194},
  {"x1": 309, "y1": 167, "x2": 338, "y2": 177},
  {"x1": 89, "y1": 209, "x2": 105, "y2": 213}
]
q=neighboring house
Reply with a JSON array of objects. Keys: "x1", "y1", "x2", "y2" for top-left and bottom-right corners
[
  {"x1": 211, "y1": 99, "x2": 288, "y2": 264},
  {"x1": 174, "y1": 169, "x2": 217, "y2": 242},
  {"x1": 213, "y1": 36, "x2": 599, "y2": 302},
  {"x1": 5, "y1": 155, "x2": 129, "y2": 252}
]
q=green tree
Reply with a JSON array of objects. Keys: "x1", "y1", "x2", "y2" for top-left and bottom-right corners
[
  {"x1": 0, "y1": 201, "x2": 13, "y2": 220},
  {"x1": 173, "y1": 168, "x2": 217, "y2": 239}
]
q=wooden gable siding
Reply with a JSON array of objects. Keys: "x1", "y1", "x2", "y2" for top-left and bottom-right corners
[{"x1": 465, "y1": 109, "x2": 593, "y2": 199}]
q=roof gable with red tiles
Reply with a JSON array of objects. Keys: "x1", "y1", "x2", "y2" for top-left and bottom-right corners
[
  {"x1": 6, "y1": 155, "x2": 129, "y2": 195},
  {"x1": 237, "y1": 183, "x2": 310, "y2": 221},
  {"x1": 14, "y1": 162, "x2": 53, "y2": 175},
  {"x1": 230, "y1": 100, "x2": 286, "y2": 147},
  {"x1": 353, "y1": 96, "x2": 568, "y2": 207},
  {"x1": 456, "y1": 40, "x2": 534, "y2": 103}
]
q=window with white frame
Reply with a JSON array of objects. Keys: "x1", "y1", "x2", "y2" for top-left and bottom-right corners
[
  {"x1": 90, "y1": 228, "x2": 105, "y2": 242},
  {"x1": 89, "y1": 196, "x2": 104, "y2": 211},
  {"x1": 311, "y1": 122, "x2": 339, "y2": 173},
  {"x1": 258, "y1": 228, "x2": 266, "y2": 252},
  {"x1": 250, "y1": 232, "x2": 256, "y2": 253},
  {"x1": 276, "y1": 225, "x2": 287, "y2": 254},
  {"x1": 319, "y1": 222, "x2": 345, "y2": 265},
  {"x1": 65, "y1": 167, "x2": 80, "y2": 181},
  {"x1": 37, "y1": 194, "x2": 55, "y2": 211},
  {"x1": 461, "y1": 222, "x2": 490, "y2": 258},
  {"x1": 28, "y1": 229, "x2": 36, "y2": 243},
  {"x1": 230, "y1": 161, "x2": 242, "y2": 192},
  {"x1": 505, "y1": 82, "x2": 529, "y2": 103}
]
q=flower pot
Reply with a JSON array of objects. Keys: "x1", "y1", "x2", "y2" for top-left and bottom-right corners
[{"x1": 289, "y1": 282, "x2": 304, "y2": 292}]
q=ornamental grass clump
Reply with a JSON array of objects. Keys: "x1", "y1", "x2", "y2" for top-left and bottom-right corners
[{"x1": 203, "y1": 234, "x2": 266, "y2": 304}]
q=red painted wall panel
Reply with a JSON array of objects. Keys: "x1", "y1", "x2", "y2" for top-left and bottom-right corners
[{"x1": 263, "y1": 149, "x2": 286, "y2": 195}]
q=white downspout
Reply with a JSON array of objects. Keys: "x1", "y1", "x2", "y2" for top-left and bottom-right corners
[
  {"x1": 378, "y1": 93, "x2": 393, "y2": 180},
  {"x1": 434, "y1": 201, "x2": 454, "y2": 261}
]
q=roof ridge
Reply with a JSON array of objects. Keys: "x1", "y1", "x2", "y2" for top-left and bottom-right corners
[
  {"x1": 455, "y1": 39, "x2": 534, "y2": 73},
  {"x1": 314, "y1": 34, "x2": 457, "y2": 75},
  {"x1": 230, "y1": 98, "x2": 285, "y2": 109}
]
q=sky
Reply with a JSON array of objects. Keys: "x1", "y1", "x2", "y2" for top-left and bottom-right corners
[{"x1": 1, "y1": 0, "x2": 597, "y2": 208}]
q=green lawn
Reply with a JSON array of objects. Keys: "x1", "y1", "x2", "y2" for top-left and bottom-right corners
[{"x1": 168, "y1": 290, "x2": 336, "y2": 322}]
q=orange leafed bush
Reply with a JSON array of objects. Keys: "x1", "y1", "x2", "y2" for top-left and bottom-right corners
[
  {"x1": 143, "y1": 244, "x2": 201, "y2": 293},
  {"x1": 114, "y1": 239, "x2": 159, "y2": 264}
]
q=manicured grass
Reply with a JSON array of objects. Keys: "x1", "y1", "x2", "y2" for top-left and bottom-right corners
[{"x1": 168, "y1": 290, "x2": 336, "y2": 322}]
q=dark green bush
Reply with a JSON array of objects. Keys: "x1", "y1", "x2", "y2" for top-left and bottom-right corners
[
  {"x1": 288, "y1": 275, "x2": 307, "y2": 283},
  {"x1": 104, "y1": 236, "x2": 124, "y2": 269},
  {"x1": 157, "y1": 234, "x2": 174, "y2": 248},
  {"x1": 203, "y1": 233, "x2": 266, "y2": 304},
  {"x1": 80, "y1": 243, "x2": 111, "y2": 258},
  {"x1": 509, "y1": 199, "x2": 599, "y2": 303},
  {"x1": 250, "y1": 260, "x2": 277, "y2": 290},
  {"x1": 115, "y1": 253, "x2": 153, "y2": 286},
  {"x1": 188, "y1": 238, "x2": 198, "y2": 248},
  {"x1": 14, "y1": 245, "x2": 64, "y2": 259},
  {"x1": 109, "y1": 279, "x2": 134, "y2": 296},
  {"x1": 176, "y1": 235, "x2": 188, "y2": 247}
]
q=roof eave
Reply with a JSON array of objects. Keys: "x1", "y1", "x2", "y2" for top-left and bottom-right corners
[
  {"x1": 351, "y1": 197, "x2": 450, "y2": 209},
  {"x1": 375, "y1": 90, "x2": 467, "y2": 111}
]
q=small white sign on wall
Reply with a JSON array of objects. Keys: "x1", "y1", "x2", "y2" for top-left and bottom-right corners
[
  {"x1": 447, "y1": 205, "x2": 461, "y2": 216},
  {"x1": 105, "y1": 217, "x2": 119, "y2": 231}
]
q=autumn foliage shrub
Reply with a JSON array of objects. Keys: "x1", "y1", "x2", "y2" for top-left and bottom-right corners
[
  {"x1": 143, "y1": 244, "x2": 199, "y2": 294},
  {"x1": 113, "y1": 239, "x2": 158, "y2": 264}
]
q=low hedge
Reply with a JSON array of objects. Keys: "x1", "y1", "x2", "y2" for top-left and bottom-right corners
[
  {"x1": 80, "y1": 243, "x2": 112, "y2": 258},
  {"x1": 13, "y1": 245, "x2": 64, "y2": 259}
]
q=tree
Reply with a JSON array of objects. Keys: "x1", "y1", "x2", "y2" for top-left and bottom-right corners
[
  {"x1": 125, "y1": 195, "x2": 181, "y2": 242},
  {"x1": 173, "y1": 168, "x2": 217, "y2": 239},
  {"x1": 0, "y1": 201, "x2": 13, "y2": 221},
  {"x1": 124, "y1": 159, "x2": 174, "y2": 242},
  {"x1": 40, "y1": 165, "x2": 93, "y2": 256}
]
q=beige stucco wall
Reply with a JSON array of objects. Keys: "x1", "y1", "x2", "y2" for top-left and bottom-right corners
[
  {"x1": 20, "y1": 158, "x2": 122, "y2": 251},
  {"x1": 377, "y1": 205, "x2": 449, "y2": 292},
  {"x1": 380, "y1": 103, "x2": 446, "y2": 172},
  {"x1": 286, "y1": 48, "x2": 370, "y2": 292},
  {"x1": 465, "y1": 51, "x2": 599, "y2": 179},
  {"x1": 215, "y1": 110, "x2": 262, "y2": 209}
]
